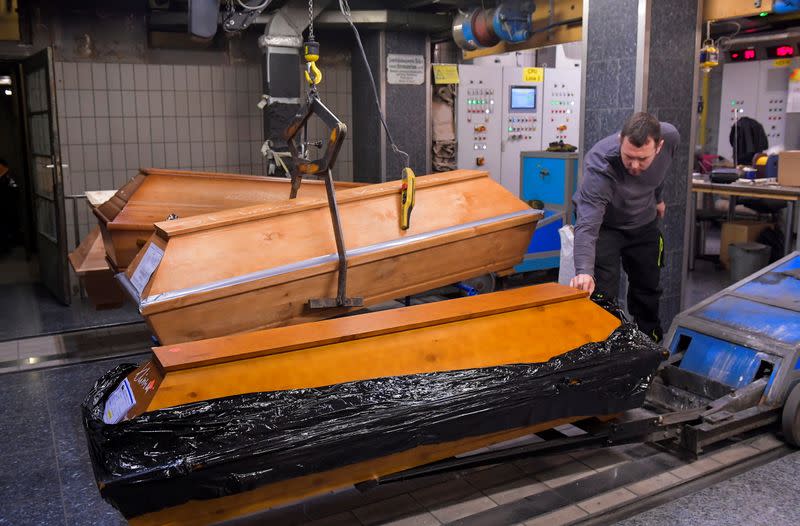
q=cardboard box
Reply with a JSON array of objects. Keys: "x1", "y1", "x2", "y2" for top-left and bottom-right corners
[
  {"x1": 720, "y1": 221, "x2": 773, "y2": 267},
  {"x1": 778, "y1": 150, "x2": 800, "y2": 187}
]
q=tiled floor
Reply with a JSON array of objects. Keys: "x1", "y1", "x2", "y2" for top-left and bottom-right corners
[
  {"x1": 0, "y1": 282, "x2": 142, "y2": 342},
  {"x1": 0, "y1": 323, "x2": 152, "y2": 374},
  {"x1": 618, "y1": 449, "x2": 800, "y2": 526},
  {"x1": 0, "y1": 353, "x2": 149, "y2": 526},
  {"x1": 219, "y1": 432, "x2": 787, "y2": 526}
]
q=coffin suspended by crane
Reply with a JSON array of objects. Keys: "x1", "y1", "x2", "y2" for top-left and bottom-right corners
[{"x1": 118, "y1": 169, "x2": 542, "y2": 344}]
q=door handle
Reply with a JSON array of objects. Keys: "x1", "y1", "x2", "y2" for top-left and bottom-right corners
[{"x1": 46, "y1": 163, "x2": 69, "y2": 168}]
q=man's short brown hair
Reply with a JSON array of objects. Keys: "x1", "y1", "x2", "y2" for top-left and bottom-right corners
[{"x1": 621, "y1": 112, "x2": 661, "y2": 147}]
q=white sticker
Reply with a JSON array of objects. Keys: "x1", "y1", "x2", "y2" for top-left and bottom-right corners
[
  {"x1": 387, "y1": 54, "x2": 425, "y2": 85},
  {"x1": 130, "y1": 243, "x2": 164, "y2": 296},
  {"x1": 103, "y1": 378, "x2": 136, "y2": 424}
]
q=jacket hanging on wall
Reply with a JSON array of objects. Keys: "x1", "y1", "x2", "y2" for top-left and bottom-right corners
[{"x1": 729, "y1": 117, "x2": 768, "y2": 165}]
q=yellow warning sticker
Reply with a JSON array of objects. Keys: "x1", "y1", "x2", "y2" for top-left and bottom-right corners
[
  {"x1": 523, "y1": 67, "x2": 544, "y2": 83},
  {"x1": 433, "y1": 64, "x2": 459, "y2": 84}
]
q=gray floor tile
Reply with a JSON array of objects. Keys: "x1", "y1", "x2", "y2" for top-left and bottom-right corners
[
  {"x1": 0, "y1": 370, "x2": 54, "y2": 455},
  {"x1": 352, "y1": 494, "x2": 427, "y2": 526},
  {"x1": 411, "y1": 478, "x2": 478, "y2": 509},
  {"x1": 0, "y1": 446, "x2": 66, "y2": 526},
  {"x1": 0, "y1": 339, "x2": 18, "y2": 361},
  {"x1": 619, "y1": 452, "x2": 800, "y2": 526},
  {"x1": 462, "y1": 463, "x2": 526, "y2": 490}
]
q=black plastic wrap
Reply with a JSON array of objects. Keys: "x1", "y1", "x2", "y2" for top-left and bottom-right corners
[{"x1": 83, "y1": 322, "x2": 664, "y2": 518}]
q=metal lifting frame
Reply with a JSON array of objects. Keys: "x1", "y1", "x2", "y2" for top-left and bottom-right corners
[{"x1": 283, "y1": 92, "x2": 363, "y2": 308}]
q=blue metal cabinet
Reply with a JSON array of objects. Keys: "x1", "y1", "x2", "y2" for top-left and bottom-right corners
[{"x1": 515, "y1": 152, "x2": 578, "y2": 272}]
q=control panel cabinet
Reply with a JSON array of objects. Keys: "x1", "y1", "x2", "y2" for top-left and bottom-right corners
[
  {"x1": 501, "y1": 67, "x2": 544, "y2": 197},
  {"x1": 456, "y1": 65, "x2": 503, "y2": 183},
  {"x1": 542, "y1": 68, "x2": 581, "y2": 146}
]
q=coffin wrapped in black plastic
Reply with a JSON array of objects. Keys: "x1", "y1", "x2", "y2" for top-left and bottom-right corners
[{"x1": 82, "y1": 322, "x2": 664, "y2": 518}]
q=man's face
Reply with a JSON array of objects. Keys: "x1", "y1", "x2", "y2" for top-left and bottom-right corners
[{"x1": 620, "y1": 136, "x2": 664, "y2": 176}]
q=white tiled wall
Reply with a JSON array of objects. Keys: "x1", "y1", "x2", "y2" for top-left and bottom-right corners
[{"x1": 54, "y1": 61, "x2": 266, "y2": 248}]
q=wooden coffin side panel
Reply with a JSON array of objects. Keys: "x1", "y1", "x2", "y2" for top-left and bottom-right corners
[
  {"x1": 144, "y1": 172, "x2": 529, "y2": 297},
  {"x1": 142, "y1": 220, "x2": 536, "y2": 343},
  {"x1": 154, "y1": 282, "x2": 587, "y2": 371},
  {"x1": 146, "y1": 293, "x2": 620, "y2": 410}
]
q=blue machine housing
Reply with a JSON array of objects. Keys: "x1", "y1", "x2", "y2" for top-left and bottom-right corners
[
  {"x1": 515, "y1": 152, "x2": 578, "y2": 272},
  {"x1": 666, "y1": 252, "x2": 800, "y2": 406},
  {"x1": 492, "y1": 2, "x2": 535, "y2": 43}
]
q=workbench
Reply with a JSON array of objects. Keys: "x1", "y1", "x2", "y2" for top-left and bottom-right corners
[{"x1": 689, "y1": 176, "x2": 800, "y2": 268}]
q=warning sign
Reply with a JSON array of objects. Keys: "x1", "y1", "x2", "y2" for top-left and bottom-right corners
[
  {"x1": 387, "y1": 54, "x2": 425, "y2": 85},
  {"x1": 433, "y1": 64, "x2": 459, "y2": 84}
]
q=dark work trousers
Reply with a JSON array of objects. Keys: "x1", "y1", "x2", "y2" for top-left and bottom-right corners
[{"x1": 594, "y1": 219, "x2": 664, "y2": 341}]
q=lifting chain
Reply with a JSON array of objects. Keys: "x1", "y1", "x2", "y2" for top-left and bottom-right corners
[
  {"x1": 304, "y1": 0, "x2": 322, "y2": 88},
  {"x1": 307, "y1": 0, "x2": 315, "y2": 42}
]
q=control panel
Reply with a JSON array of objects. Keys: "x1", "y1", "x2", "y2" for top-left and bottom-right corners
[
  {"x1": 542, "y1": 68, "x2": 582, "y2": 146},
  {"x1": 716, "y1": 61, "x2": 769, "y2": 160},
  {"x1": 756, "y1": 59, "x2": 795, "y2": 144},
  {"x1": 456, "y1": 65, "x2": 503, "y2": 183},
  {"x1": 717, "y1": 59, "x2": 800, "y2": 158},
  {"x1": 501, "y1": 67, "x2": 543, "y2": 197}
]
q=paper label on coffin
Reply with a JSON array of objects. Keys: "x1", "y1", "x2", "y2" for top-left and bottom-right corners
[
  {"x1": 130, "y1": 243, "x2": 164, "y2": 294},
  {"x1": 103, "y1": 378, "x2": 136, "y2": 424}
]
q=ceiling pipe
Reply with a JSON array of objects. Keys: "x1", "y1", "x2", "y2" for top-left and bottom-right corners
[{"x1": 725, "y1": 29, "x2": 800, "y2": 46}]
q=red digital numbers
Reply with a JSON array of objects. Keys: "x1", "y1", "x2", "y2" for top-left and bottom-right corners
[{"x1": 729, "y1": 49, "x2": 758, "y2": 62}]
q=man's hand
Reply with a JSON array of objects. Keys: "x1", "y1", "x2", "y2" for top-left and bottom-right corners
[
  {"x1": 570, "y1": 273, "x2": 596, "y2": 293},
  {"x1": 656, "y1": 201, "x2": 666, "y2": 218}
]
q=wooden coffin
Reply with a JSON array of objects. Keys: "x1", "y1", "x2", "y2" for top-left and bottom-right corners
[
  {"x1": 67, "y1": 226, "x2": 125, "y2": 309},
  {"x1": 92, "y1": 168, "x2": 361, "y2": 271},
  {"x1": 122, "y1": 169, "x2": 542, "y2": 344},
  {"x1": 94, "y1": 284, "x2": 634, "y2": 525}
]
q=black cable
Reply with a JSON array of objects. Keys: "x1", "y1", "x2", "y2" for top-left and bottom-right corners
[{"x1": 339, "y1": 0, "x2": 410, "y2": 169}]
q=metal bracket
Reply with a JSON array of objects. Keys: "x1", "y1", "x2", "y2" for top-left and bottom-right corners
[
  {"x1": 223, "y1": 9, "x2": 264, "y2": 32},
  {"x1": 284, "y1": 92, "x2": 348, "y2": 199},
  {"x1": 307, "y1": 168, "x2": 364, "y2": 309}
]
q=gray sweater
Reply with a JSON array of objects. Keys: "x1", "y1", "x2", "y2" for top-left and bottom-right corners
[{"x1": 573, "y1": 123, "x2": 680, "y2": 276}]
